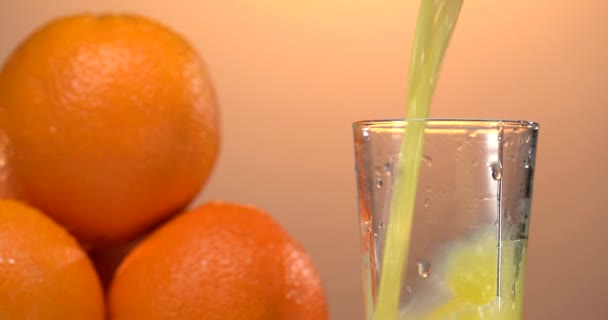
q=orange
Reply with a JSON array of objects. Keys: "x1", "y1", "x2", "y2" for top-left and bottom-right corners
[
  {"x1": 108, "y1": 201, "x2": 329, "y2": 320},
  {"x1": 0, "y1": 199, "x2": 104, "y2": 319},
  {"x1": 0, "y1": 14, "x2": 220, "y2": 247}
]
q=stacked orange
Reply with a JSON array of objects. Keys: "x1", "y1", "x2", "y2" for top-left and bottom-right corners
[{"x1": 0, "y1": 14, "x2": 328, "y2": 320}]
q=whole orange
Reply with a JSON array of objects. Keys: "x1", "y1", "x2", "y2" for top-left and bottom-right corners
[
  {"x1": 0, "y1": 14, "x2": 220, "y2": 247},
  {"x1": 0, "y1": 199, "x2": 105, "y2": 319},
  {"x1": 108, "y1": 201, "x2": 329, "y2": 320}
]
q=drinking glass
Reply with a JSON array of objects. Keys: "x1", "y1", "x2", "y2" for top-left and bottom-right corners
[{"x1": 353, "y1": 119, "x2": 539, "y2": 320}]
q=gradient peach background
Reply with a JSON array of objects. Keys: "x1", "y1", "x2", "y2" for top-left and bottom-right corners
[{"x1": 1, "y1": 0, "x2": 606, "y2": 319}]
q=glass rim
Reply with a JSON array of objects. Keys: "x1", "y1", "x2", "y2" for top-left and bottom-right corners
[{"x1": 353, "y1": 118, "x2": 539, "y2": 130}]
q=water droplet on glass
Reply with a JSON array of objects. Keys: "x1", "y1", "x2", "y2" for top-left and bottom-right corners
[
  {"x1": 379, "y1": 221, "x2": 384, "y2": 230},
  {"x1": 383, "y1": 162, "x2": 392, "y2": 173},
  {"x1": 417, "y1": 261, "x2": 432, "y2": 278},
  {"x1": 523, "y1": 156, "x2": 531, "y2": 169},
  {"x1": 503, "y1": 140, "x2": 510, "y2": 148},
  {"x1": 525, "y1": 134, "x2": 531, "y2": 143},
  {"x1": 425, "y1": 185, "x2": 432, "y2": 192},
  {"x1": 492, "y1": 171, "x2": 502, "y2": 180},
  {"x1": 456, "y1": 143, "x2": 463, "y2": 151},
  {"x1": 489, "y1": 163, "x2": 502, "y2": 181},
  {"x1": 423, "y1": 198, "x2": 430, "y2": 208},
  {"x1": 376, "y1": 177, "x2": 383, "y2": 188},
  {"x1": 520, "y1": 183, "x2": 525, "y2": 196},
  {"x1": 423, "y1": 155, "x2": 432, "y2": 167},
  {"x1": 373, "y1": 233, "x2": 378, "y2": 238},
  {"x1": 362, "y1": 129, "x2": 370, "y2": 141},
  {"x1": 406, "y1": 286, "x2": 413, "y2": 293}
]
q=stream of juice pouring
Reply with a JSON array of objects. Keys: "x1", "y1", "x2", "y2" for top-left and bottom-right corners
[{"x1": 372, "y1": 1, "x2": 464, "y2": 319}]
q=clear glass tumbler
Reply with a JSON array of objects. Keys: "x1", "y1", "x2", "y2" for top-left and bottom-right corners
[{"x1": 353, "y1": 119, "x2": 539, "y2": 320}]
